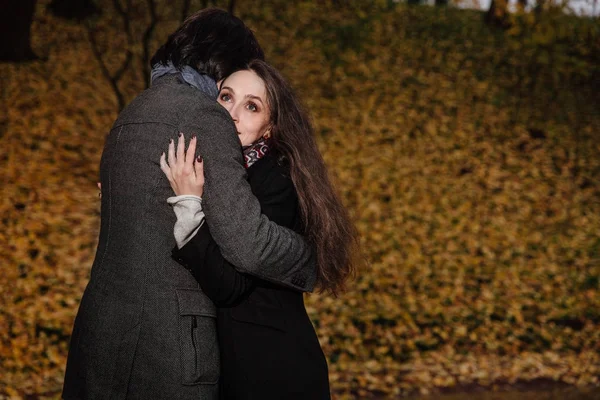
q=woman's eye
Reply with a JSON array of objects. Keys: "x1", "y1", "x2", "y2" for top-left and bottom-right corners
[
  {"x1": 220, "y1": 93, "x2": 231, "y2": 102},
  {"x1": 247, "y1": 103, "x2": 258, "y2": 112}
]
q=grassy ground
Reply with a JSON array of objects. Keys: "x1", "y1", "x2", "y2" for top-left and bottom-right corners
[{"x1": 1, "y1": 0, "x2": 599, "y2": 398}]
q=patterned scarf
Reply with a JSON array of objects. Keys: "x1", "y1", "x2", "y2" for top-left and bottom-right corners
[{"x1": 243, "y1": 137, "x2": 270, "y2": 169}]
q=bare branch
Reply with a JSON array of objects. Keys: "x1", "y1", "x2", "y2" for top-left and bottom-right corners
[
  {"x1": 228, "y1": 0, "x2": 236, "y2": 15},
  {"x1": 143, "y1": 0, "x2": 158, "y2": 87},
  {"x1": 86, "y1": 0, "x2": 137, "y2": 111},
  {"x1": 112, "y1": 0, "x2": 131, "y2": 41},
  {"x1": 114, "y1": 51, "x2": 134, "y2": 82},
  {"x1": 87, "y1": 22, "x2": 131, "y2": 110}
]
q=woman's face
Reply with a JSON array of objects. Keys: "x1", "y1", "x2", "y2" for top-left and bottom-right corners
[{"x1": 218, "y1": 70, "x2": 271, "y2": 147}]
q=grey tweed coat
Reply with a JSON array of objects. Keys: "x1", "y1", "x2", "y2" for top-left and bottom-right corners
[{"x1": 62, "y1": 75, "x2": 316, "y2": 400}]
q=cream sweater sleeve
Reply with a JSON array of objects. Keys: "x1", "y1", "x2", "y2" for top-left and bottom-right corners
[{"x1": 167, "y1": 195, "x2": 205, "y2": 249}]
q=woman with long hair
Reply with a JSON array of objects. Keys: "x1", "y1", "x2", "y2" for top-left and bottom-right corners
[{"x1": 160, "y1": 59, "x2": 358, "y2": 399}]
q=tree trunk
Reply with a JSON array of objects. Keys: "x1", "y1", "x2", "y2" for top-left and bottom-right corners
[
  {"x1": 534, "y1": 0, "x2": 547, "y2": 16},
  {"x1": 485, "y1": 0, "x2": 511, "y2": 28},
  {"x1": 0, "y1": 0, "x2": 38, "y2": 62},
  {"x1": 435, "y1": 0, "x2": 449, "y2": 6},
  {"x1": 181, "y1": 0, "x2": 191, "y2": 22}
]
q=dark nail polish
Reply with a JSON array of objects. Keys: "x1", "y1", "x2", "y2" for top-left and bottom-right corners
[
  {"x1": 178, "y1": 132, "x2": 182, "y2": 137},
  {"x1": 197, "y1": 156, "x2": 203, "y2": 163},
  {"x1": 192, "y1": 135, "x2": 196, "y2": 140}
]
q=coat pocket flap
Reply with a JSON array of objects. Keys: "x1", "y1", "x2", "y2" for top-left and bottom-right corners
[
  {"x1": 176, "y1": 288, "x2": 216, "y2": 317},
  {"x1": 231, "y1": 302, "x2": 287, "y2": 332}
]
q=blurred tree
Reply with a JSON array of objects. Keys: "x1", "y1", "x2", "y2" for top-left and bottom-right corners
[
  {"x1": 200, "y1": 0, "x2": 216, "y2": 9},
  {"x1": 86, "y1": 0, "x2": 237, "y2": 110},
  {"x1": 534, "y1": 0, "x2": 547, "y2": 15},
  {"x1": 485, "y1": 0, "x2": 511, "y2": 28},
  {"x1": 48, "y1": 0, "x2": 99, "y2": 19},
  {"x1": 228, "y1": 0, "x2": 236, "y2": 14},
  {"x1": 435, "y1": 0, "x2": 449, "y2": 5},
  {"x1": 182, "y1": 0, "x2": 191, "y2": 22},
  {"x1": 141, "y1": 0, "x2": 158, "y2": 86},
  {"x1": 87, "y1": 0, "x2": 137, "y2": 110},
  {"x1": 0, "y1": 0, "x2": 38, "y2": 62}
]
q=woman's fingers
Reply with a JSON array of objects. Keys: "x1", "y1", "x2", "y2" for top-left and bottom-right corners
[
  {"x1": 161, "y1": 133, "x2": 204, "y2": 197},
  {"x1": 194, "y1": 155, "x2": 204, "y2": 187},
  {"x1": 160, "y1": 152, "x2": 172, "y2": 181},
  {"x1": 184, "y1": 135, "x2": 197, "y2": 175},
  {"x1": 167, "y1": 138, "x2": 176, "y2": 169},
  {"x1": 176, "y1": 133, "x2": 185, "y2": 166}
]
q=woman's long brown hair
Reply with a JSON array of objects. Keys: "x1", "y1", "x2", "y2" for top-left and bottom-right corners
[{"x1": 248, "y1": 59, "x2": 358, "y2": 295}]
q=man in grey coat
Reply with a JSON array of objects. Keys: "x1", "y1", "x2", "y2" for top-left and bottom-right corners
[{"x1": 62, "y1": 9, "x2": 316, "y2": 399}]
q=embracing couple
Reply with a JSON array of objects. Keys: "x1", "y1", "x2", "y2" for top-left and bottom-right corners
[{"x1": 62, "y1": 7, "x2": 357, "y2": 400}]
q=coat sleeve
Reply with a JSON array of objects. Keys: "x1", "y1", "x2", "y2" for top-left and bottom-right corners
[
  {"x1": 172, "y1": 223, "x2": 255, "y2": 307},
  {"x1": 181, "y1": 108, "x2": 316, "y2": 292},
  {"x1": 171, "y1": 159, "x2": 305, "y2": 305}
]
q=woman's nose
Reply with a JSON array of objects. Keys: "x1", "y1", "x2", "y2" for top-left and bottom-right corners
[{"x1": 229, "y1": 105, "x2": 239, "y2": 122}]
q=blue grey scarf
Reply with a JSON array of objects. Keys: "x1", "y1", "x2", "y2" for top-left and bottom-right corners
[{"x1": 150, "y1": 62, "x2": 219, "y2": 100}]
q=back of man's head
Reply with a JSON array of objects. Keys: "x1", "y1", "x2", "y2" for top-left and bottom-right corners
[{"x1": 151, "y1": 8, "x2": 264, "y2": 82}]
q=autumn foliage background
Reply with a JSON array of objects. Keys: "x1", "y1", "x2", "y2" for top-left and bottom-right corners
[{"x1": 1, "y1": 0, "x2": 599, "y2": 398}]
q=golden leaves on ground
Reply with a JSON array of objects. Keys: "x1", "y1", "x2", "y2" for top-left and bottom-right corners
[{"x1": 1, "y1": 0, "x2": 599, "y2": 398}]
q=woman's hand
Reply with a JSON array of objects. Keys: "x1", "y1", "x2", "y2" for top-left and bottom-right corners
[{"x1": 160, "y1": 133, "x2": 204, "y2": 197}]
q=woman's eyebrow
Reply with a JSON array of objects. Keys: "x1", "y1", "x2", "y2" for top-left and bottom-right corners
[
  {"x1": 245, "y1": 94, "x2": 264, "y2": 105},
  {"x1": 221, "y1": 86, "x2": 235, "y2": 94}
]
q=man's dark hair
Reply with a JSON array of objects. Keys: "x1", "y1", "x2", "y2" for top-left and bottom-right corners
[{"x1": 151, "y1": 8, "x2": 264, "y2": 82}]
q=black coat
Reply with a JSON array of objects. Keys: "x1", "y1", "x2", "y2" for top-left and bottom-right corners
[{"x1": 172, "y1": 153, "x2": 330, "y2": 400}]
